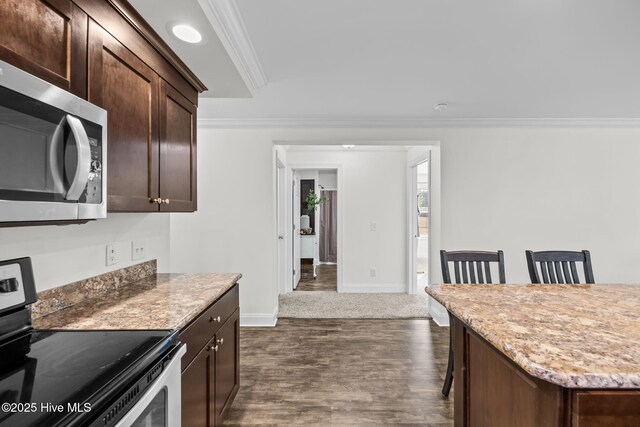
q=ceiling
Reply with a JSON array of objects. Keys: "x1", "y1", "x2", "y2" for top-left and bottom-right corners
[
  {"x1": 134, "y1": 0, "x2": 640, "y2": 122},
  {"x1": 129, "y1": 0, "x2": 251, "y2": 98}
]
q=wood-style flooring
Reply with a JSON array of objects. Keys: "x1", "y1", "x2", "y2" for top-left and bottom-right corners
[
  {"x1": 296, "y1": 263, "x2": 337, "y2": 292},
  {"x1": 224, "y1": 319, "x2": 454, "y2": 426}
]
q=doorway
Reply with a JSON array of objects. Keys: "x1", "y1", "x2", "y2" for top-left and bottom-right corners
[
  {"x1": 290, "y1": 167, "x2": 340, "y2": 293},
  {"x1": 409, "y1": 153, "x2": 431, "y2": 293}
]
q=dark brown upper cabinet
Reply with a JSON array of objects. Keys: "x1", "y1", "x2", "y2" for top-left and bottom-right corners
[
  {"x1": 0, "y1": 0, "x2": 88, "y2": 97},
  {"x1": 1, "y1": 0, "x2": 205, "y2": 215},
  {"x1": 88, "y1": 21, "x2": 160, "y2": 212},
  {"x1": 159, "y1": 80, "x2": 197, "y2": 212},
  {"x1": 88, "y1": 20, "x2": 198, "y2": 213}
]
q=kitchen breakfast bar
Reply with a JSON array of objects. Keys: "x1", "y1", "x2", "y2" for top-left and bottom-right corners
[{"x1": 426, "y1": 283, "x2": 640, "y2": 426}]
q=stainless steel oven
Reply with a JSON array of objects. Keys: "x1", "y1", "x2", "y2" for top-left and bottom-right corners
[
  {"x1": 0, "y1": 257, "x2": 185, "y2": 427},
  {"x1": 110, "y1": 344, "x2": 186, "y2": 427},
  {"x1": 0, "y1": 59, "x2": 107, "y2": 222}
]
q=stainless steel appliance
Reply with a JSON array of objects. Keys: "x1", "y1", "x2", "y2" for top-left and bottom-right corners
[
  {"x1": 0, "y1": 257, "x2": 185, "y2": 426},
  {"x1": 0, "y1": 60, "x2": 107, "y2": 222}
]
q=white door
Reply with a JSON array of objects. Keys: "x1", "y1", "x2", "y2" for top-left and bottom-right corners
[
  {"x1": 414, "y1": 159, "x2": 430, "y2": 291},
  {"x1": 292, "y1": 172, "x2": 301, "y2": 289},
  {"x1": 276, "y1": 162, "x2": 286, "y2": 293}
]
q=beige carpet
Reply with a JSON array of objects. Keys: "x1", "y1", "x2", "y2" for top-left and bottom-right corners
[{"x1": 279, "y1": 291, "x2": 431, "y2": 319}]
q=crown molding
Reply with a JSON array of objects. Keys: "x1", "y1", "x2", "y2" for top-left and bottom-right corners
[
  {"x1": 201, "y1": 0, "x2": 268, "y2": 92},
  {"x1": 198, "y1": 116, "x2": 640, "y2": 129}
]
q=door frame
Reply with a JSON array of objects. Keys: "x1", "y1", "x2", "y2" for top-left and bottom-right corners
[
  {"x1": 283, "y1": 163, "x2": 343, "y2": 293},
  {"x1": 407, "y1": 151, "x2": 431, "y2": 294}
]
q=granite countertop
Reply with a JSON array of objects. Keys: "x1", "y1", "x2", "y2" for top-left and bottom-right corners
[
  {"x1": 33, "y1": 273, "x2": 241, "y2": 331},
  {"x1": 426, "y1": 283, "x2": 640, "y2": 389}
]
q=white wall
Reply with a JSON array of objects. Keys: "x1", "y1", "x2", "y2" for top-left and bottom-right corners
[
  {"x1": 297, "y1": 170, "x2": 319, "y2": 180},
  {"x1": 0, "y1": 214, "x2": 170, "y2": 291},
  {"x1": 170, "y1": 126, "x2": 640, "y2": 326},
  {"x1": 169, "y1": 129, "x2": 279, "y2": 326},
  {"x1": 287, "y1": 149, "x2": 408, "y2": 292},
  {"x1": 319, "y1": 170, "x2": 337, "y2": 189},
  {"x1": 439, "y1": 128, "x2": 640, "y2": 283}
]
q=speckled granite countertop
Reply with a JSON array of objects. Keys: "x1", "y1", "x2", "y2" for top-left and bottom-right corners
[
  {"x1": 426, "y1": 283, "x2": 640, "y2": 389},
  {"x1": 33, "y1": 273, "x2": 241, "y2": 331}
]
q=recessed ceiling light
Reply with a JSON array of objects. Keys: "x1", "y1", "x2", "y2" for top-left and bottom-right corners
[
  {"x1": 342, "y1": 144, "x2": 356, "y2": 149},
  {"x1": 433, "y1": 103, "x2": 448, "y2": 112},
  {"x1": 171, "y1": 24, "x2": 202, "y2": 44}
]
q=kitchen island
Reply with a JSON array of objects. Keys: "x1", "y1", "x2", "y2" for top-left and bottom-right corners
[{"x1": 426, "y1": 283, "x2": 640, "y2": 426}]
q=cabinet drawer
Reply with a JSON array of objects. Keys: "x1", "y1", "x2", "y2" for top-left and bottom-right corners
[
  {"x1": 572, "y1": 391, "x2": 640, "y2": 426},
  {"x1": 180, "y1": 283, "x2": 239, "y2": 370}
]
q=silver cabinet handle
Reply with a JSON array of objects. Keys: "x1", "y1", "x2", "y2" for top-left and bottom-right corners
[
  {"x1": 163, "y1": 199, "x2": 170, "y2": 204},
  {"x1": 216, "y1": 338, "x2": 224, "y2": 345},
  {"x1": 65, "y1": 115, "x2": 92, "y2": 201},
  {"x1": 278, "y1": 235, "x2": 284, "y2": 240},
  {"x1": 150, "y1": 198, "x2": 162, "y2": 204}
]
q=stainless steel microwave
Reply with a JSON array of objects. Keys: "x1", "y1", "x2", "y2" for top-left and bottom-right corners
[{"x1": 0, "y1": 60, "x2": 107, "y2": 222}]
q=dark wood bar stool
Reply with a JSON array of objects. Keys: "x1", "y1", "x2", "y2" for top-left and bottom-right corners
[
  {"x1": 525, "y1": 250, "x2": 594, "y2": 284},
  {"x1": 439, "y1": 250, "x2": 506, "y2": 398}
]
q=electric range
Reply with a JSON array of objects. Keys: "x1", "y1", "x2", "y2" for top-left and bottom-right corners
[{"x1": 0, "y1": 257, "x2": 185, "y2": 427}]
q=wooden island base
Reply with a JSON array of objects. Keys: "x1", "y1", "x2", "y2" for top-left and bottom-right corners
[{"x1": 451, "y1": 315, "x2": 640, "y2": 426}]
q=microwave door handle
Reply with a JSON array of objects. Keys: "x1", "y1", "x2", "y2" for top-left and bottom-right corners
[
  {"x1": 48, "y1": 118, "x2": 66, "y2": 195},
  {"x1": 64, "y1": 115, "x2": 91, "y2": 201}
]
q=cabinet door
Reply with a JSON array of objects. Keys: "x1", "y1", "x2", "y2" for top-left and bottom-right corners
[
  {"x1": 88, "y1": 20, "x2": 160, "y2": 212},
  {"x1": 0, "y1": 0, "x2": 87, "y2": 97},
  {"x1": 182, "y1": 343, "x2": 215, "y2": 427},
  {"x1": 214, "y1": 309, "x2": 240, "y2": 425},
  {"x1": 159, "y1": 80, "x2": 197, "y2": 212}
]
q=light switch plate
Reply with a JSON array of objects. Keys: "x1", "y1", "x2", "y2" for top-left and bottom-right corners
[
  {"x1": 132, "y1": 240, "x2": 146, "y2": 261},
  {"x1": 370, "y1": 223, "x2": 377, "y2": 231}
]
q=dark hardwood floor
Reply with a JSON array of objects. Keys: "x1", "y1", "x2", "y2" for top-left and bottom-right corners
[
  {"x1": 224, "y1": 319, "x2": 454, "y2": 426},
  {"x1": 296, "y1": 263, "x2": 337, "y2": 291}
]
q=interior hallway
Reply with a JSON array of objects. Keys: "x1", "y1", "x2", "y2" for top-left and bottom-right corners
[{"x1": 296, "y1": 263, "x2": 337, "y2": 291}]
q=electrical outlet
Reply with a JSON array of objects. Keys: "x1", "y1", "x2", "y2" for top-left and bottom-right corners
[
  {"x1": 106, "y1": 244, "x2": 117, "y2": 266},
  {"x1": 370, "y1": 268, "x2": 377, "y2": 277},
  {"x1": 132, "y1": 240, "x2": 146, "y2": 261},
  {"x1": 370, "y1": 223, "x2": 377, "y2": 231}
]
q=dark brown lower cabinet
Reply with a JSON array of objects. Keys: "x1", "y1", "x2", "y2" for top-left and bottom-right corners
[
  {"x1": 451, "y1": 315, "x2": 640, "y2": 426},
  {"x1": 181, "y1": 284, "x2": 239, "y2": 427},
  {"x1": 213, "y1": 310, "x2": 240, "y2": 425},
  {"x1": 181, "y1": 344, "x2": 213, "y2": 427}
]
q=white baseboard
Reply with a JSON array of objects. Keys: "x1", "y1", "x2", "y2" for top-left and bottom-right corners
[
  {"x1": 429, "y1": 298, "x2": 450, "y2": 326},
  {"x1": 240, "y1": 308, "x2": 278, "y2": 327},
  {"x1": 340, "y1": 283, "x2": 407, "y2": 293}
]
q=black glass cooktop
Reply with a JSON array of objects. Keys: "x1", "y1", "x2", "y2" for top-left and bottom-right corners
[{"x1": 0, "y1": 329, "x2": 174, "y2": 427}]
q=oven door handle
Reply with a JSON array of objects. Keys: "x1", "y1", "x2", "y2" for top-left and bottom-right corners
[{"x1": 65, "y1": 114, "x2": 92, "y2": 201}]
